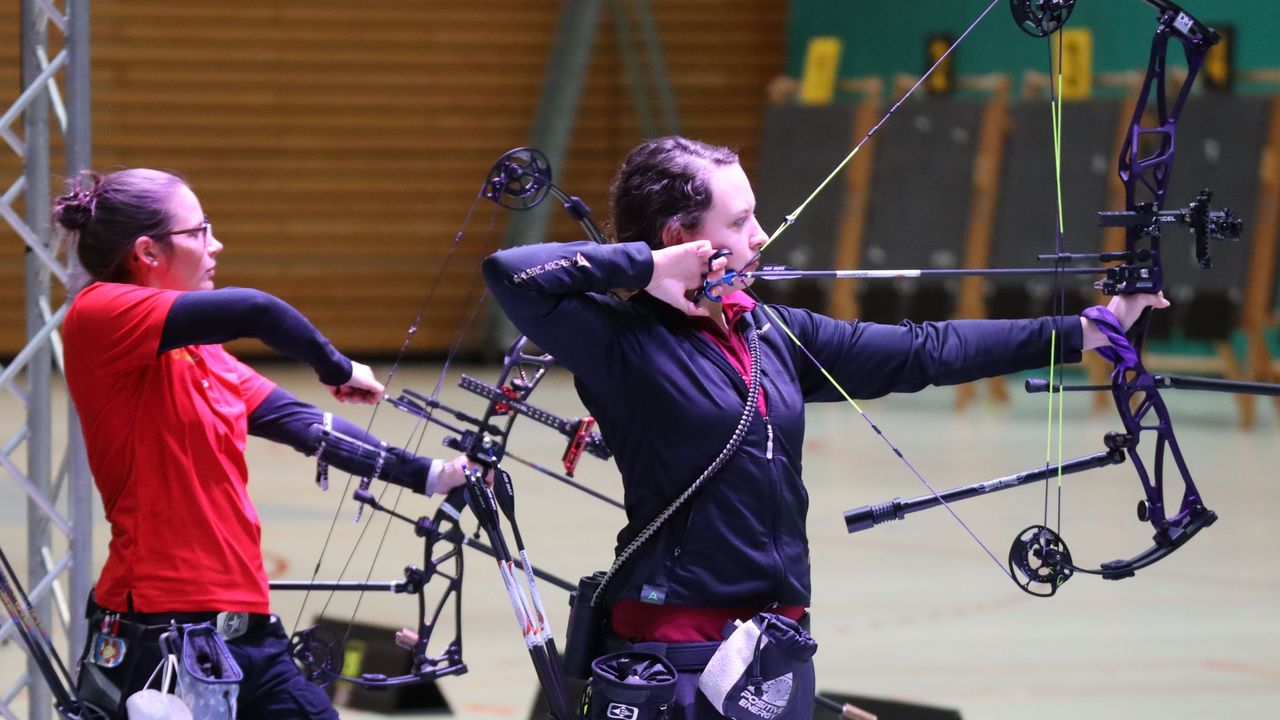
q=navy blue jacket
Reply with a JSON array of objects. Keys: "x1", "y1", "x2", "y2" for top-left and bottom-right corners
[{"x1": 482, "y1": 241, "x2": 1083, "y2": 609}]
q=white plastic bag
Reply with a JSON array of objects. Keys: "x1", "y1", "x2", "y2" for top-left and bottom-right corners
[{"x1": 125, "y1": 651, "x2": 194, "y2": 720}]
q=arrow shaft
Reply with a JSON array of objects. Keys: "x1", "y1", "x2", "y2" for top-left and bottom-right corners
[{"x1": 746, "y1": 266, "x2": 1108, "y2": 280}]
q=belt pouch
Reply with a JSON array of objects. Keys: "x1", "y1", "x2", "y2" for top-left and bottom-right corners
[
  {"x1": 76, "y1": 616, "x2": 163, "y2": 718},
  {"x1": 698, "y1": 613, "x2": 817, "y2": 720},
  {"x1": 161, "y1": 623, "x2": 243, "y2": 720},
  {"x1": 587, "y1": 651, "x2": 678, "y2": 720}
]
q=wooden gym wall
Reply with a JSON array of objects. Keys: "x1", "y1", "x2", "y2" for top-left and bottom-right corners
[{"x1": 0, "y1": 1, "x2": 785, "y2": 358}]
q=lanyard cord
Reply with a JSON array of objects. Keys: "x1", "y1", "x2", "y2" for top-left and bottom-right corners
[{"x1": 591, "y1": 323, "x2": 763, "y2": 607}]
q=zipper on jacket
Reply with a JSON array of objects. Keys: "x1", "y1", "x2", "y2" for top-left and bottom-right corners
[
  {"x1": 765, "y1": 417, "x2": 774, "y2": 460},
  {"x1": 768, "y1": 431, "x2": 784, "y2": 590}
]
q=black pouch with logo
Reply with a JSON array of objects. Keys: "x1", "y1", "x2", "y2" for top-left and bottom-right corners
[
  {"x1": 586, "y1": 651, "x2": 678, "y2": 720},
  {"x1": 698, "y1": 613, "x2": 817, "y2": 720},
  {"x1": 76, "y1": 617, "x2": 168, "y2": 719}
]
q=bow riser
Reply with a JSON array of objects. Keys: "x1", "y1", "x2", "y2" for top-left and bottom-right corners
[
  {"x1": 1113, "y1": 2, "x2": 1220, "y2": 296},
  {"x1": 1097, "y1": 360, "x2": 1218, "y2": 578},
  {"x1": 1084, "y1": 0, "x2": 1227, "y2": 582},
  {"x1": 1111, "y1": 365, "x2": 1205, "y2": 524}
]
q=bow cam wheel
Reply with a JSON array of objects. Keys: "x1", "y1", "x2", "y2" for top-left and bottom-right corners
[
  {"x1": 289, "y1": 625, "x2": 345, "y2": 687},
  {"x1": 483, "y1": 147, "x2": 552, "y2": 210},
  {"x1": 1010, "y1": 0, "x2": 1076, "y2": 38},
  {"x1": 1008, "y1": 524, "x2": 1074, "y2": 597}
]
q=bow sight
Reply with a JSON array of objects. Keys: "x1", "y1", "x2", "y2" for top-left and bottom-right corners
[
  {"x1": 1095, "y1": 190, "x2": 1243, "y2": 295},
  {"x1": 387, "y1": 341, "x2": 612, "y2": 478}
]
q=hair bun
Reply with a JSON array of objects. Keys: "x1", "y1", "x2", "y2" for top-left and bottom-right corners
[
  {"x1": 53, "y1": 175, "x2": 101, "y2": 231},
  {"x1": 55, "y1": 195, "x2": 93, "y2": 230}
]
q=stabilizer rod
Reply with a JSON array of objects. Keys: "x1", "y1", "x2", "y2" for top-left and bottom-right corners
[{"x1": 845, "y1": 448, "x2": 1124, "y2": 533}]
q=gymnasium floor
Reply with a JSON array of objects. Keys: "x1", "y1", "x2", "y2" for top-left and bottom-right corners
[{"x1": 2, "y1": 360, "x2": 1278, "y2": 719}]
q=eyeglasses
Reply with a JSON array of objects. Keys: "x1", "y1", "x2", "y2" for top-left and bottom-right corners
[{"x1": 156, "y1": 218, "x2": 212, "y2": 240}]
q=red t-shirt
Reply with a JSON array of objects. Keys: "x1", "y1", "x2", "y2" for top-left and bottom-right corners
[{"x1": 64, "y1": 282, "x2": 277, "y2": 613}]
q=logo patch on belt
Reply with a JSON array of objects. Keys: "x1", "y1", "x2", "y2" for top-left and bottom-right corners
[
  {"x1": 216, "y1": 611, "x2": 250, "y2": 640},
  {"x1": 640, "y1": 585, "x2": 666, "y2": 605},
  {"x1": 90, "y1": 633, "x2": 127, "y2": 667}
]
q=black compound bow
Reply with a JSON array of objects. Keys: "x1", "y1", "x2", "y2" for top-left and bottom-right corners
[
  {"x1": 275, "y1": 148, "x2": 618, "y2": 712},
  {"x1": 832, "y1": 0, "x2": 1263, "y2": 597}
]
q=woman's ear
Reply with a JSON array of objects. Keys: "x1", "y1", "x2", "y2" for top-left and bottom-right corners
[
  {"x1": 133, "y1": 236, "x2": 162, "y2": 268},
  {"x1": 659, "y1": 221, "x2": 686, "y2": 248}
]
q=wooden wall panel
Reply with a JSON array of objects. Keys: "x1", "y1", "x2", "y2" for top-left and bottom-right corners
[
  {"x1": 0, "y1": 1, "x2": 784, "y2": 357},
  {"x1": 0, "y1": 4, "x2": 29, "y2": 356}
]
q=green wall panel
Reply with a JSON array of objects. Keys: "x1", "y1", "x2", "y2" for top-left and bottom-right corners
[{"x1": 787, "y1": 1, "x2": 1275, "y2": 94}]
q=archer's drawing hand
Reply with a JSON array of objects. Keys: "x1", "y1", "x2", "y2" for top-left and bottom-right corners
[
  {"x1": 328, "y1": 361, "x2": 385, "y2": 404},
  {"x1": 646, "y1": 240, "x2": 727, "y2": 317}
]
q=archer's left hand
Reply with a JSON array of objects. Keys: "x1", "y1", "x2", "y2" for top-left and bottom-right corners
[
  {"x1": 435, "y1": 455, "x2": 494, "y2": 495},
  {"x1": 1081, "y1": 292, "x2": 1171, "y2": 350}
]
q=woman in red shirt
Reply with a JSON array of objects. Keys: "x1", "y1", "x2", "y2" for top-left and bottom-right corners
[{"x1": 56, "y1": 168, "x2": 472, "y2": 719}]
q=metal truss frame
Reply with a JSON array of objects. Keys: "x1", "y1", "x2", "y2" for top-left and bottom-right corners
[{"x1": 2, "y1": 2, "x2": 91, "y2": 718}]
